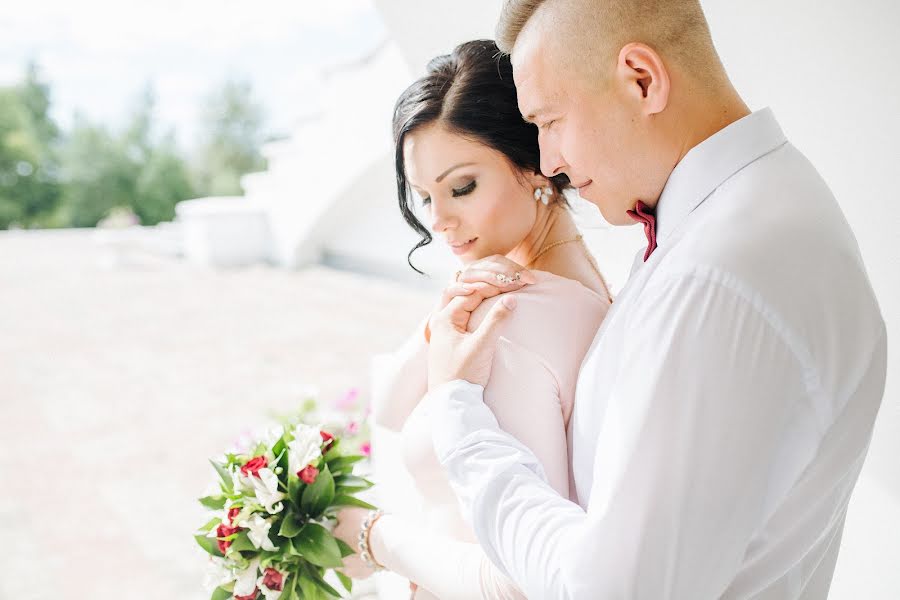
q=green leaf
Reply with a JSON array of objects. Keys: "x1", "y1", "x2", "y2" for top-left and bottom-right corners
[
  {"x1": 194, "y1": 533, "x2": 224, "y2": 557},
  {"x1": 200, "y1": 516, "x2": 221, "y2": 532},
  {"x1": 287, "y1": 474, "x2": 304, "y2": 508},
  {"x1": 322, "y1": 441, "x2": 342, "y2": 462},
  {"x1": 331, "y1": 494, "x2": 376, "y2": 510},
  {"x1": 210, "y1": 459, "x2": 234, "y2": 493},
  {"x1": 210, "y1": 587, "x2": 232, "y2": 600},
  {"x1": 292, "y1": 523, "x2": 343, "y2": 568},
  {"x1": 326, "y1": 455, "x2": 364, "y2": 475},
  {"x1": 272, "y1": 435, "x2": 286, "y2": 457},
  {"x1": 278, "y1": 512, "x2": 304, "y2": 538},
  {"x1": 300, "y1": 466, "x2": 335, "y2": 517},
  {"x1": 199, "y1": 495, "x2": 227, "y2": 510},
  {"x1": 229, "y1": 531, "x2": 256, "y2": 553},
  {"x1": 297, "y1": 574, "x2": 322, "y2": 600},
  {"x1": 333, "y1": 474, "x2": 373, "y2": 492},
  {"x1": 335, "y1": 538, "x2": 355, "y2": 558},
  {"x1": 307, "y1": 566, "x2": 343, "y2": 598},
  {"x1": 336, "y1": 570, "x2": 353, "y2": 594}
]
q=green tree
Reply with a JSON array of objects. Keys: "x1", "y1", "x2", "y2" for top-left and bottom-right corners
[
  {"x1": 57, "y1": 85, "x2": 196, "y2": 227},
  {"x1": 58, "y1": 116, "x2": 138, "y2": 228},
  {"x1": 134, "y1": 133, "x2": 194, "y2": 224},
  {"x1": 0, "y1": 62, "x2": 61, "y2": 229},
  {"x1": 192, "y1": 79, "x2": 267, "y2": 196}
]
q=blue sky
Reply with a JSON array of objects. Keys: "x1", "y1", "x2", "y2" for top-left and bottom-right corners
[{"x1": 0, "y1": 0, "x2": 385, "y2": 147}]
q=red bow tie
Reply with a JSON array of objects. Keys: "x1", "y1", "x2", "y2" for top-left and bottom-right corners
[{"x1": 627, "y1": 200, "x2": 657, "y2": 262}]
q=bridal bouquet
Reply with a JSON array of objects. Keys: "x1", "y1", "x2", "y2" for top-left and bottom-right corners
[{"x1": 195, "y1": 394, "x2": 375, "y2": 600}]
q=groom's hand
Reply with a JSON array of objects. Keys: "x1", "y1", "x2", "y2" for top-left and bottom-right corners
[{"x1": 427, "y1": 291, "x2": 518, "y2": 391}]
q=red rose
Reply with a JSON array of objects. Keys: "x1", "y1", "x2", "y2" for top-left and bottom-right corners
[
  {"x1": 320, "y1": 430, "x2": 335, "y2": 451},
  {"x1": 298, "y1": 464, "x2": 319, "y2": 484},
  {"x1": 216, "y1": 522, "x2": 241, "y2": 554},
  {"x1": 240, "y1": 455, "x2": 268, "y2": 478},
  {"x1": 234, "y1": 590, "x2": 257, "y2": 600},
  {"x1": 261, "y1": 567, "x2": 284, "y2": 591},
  {"x1": 227, "y1": 507, "x2": 241, "y2": 524}
]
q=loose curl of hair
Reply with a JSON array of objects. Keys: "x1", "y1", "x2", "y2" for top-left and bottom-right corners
[{"x1": 392, "y1": 39, "x2": 569, "y2": 275}]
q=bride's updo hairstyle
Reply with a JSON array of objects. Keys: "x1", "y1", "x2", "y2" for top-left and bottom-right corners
[{"x1": 392, "y1": 39, "x2": 569, "y2": 274}]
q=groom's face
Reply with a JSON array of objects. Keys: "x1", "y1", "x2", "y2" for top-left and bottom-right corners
[{"x1": 512, "y1": 35, "x2": 663, "y2": 226}]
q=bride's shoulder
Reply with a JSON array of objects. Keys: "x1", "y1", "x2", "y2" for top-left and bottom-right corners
[{"x1": 468, "y1": 270, "x2": 609, "y2": 342}]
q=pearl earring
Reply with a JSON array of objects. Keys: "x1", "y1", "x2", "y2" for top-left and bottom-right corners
[{"x1": 533, "y1": 186, "x2": 553, "y2": 206}]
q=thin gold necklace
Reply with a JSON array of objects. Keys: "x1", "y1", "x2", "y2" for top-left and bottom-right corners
[
  {"x1": 525, "y1": 234, "x2": 583, "y2": 267},
  {"x1": 527, "y1": 234, "x2": 614, "y2": 303}
]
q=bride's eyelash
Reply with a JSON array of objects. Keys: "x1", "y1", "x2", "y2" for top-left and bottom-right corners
[{"x1": 452, "y1": 180, "x2": 476, "y2": 197}]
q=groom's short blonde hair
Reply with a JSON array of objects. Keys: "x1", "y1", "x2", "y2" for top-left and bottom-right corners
[{"x1": 497, "y1": 0, "x2": 724, "y2": 83}]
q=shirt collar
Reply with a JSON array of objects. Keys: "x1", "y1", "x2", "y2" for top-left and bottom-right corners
[{"x1": 654, "y1": 107, "x2": 788, "y2": 246}]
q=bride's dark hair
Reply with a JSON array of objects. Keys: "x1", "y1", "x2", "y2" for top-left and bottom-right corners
[{"x1": 392, "y1": 39, "x2": 569, "y2": 275}]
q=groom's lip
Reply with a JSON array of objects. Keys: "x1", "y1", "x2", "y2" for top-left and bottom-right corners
[{"x1": 574, "y1": 180, "x2": 592, "y2": 189}]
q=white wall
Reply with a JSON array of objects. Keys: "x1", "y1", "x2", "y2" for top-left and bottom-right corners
[{"x1": 369, "y1": 1, "x2": 899, "y2": 596}]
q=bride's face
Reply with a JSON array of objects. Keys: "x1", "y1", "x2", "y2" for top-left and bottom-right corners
[{"x1": 404, "y1": 122, "x2": 541, "y2": 265}]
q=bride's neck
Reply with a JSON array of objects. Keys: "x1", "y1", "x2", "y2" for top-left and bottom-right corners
[{"x1": 506, "y1": 204, "x2": 580, "y2": 272}]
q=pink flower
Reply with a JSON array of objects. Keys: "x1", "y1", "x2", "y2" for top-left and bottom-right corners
[
  {"x1": 319, "y1": 430, "x2": 335, "y2": 451},
  {"x1": 261, "y1": 567, "x2": 284, "y2": 591},
  {"x1": 227, "y1": 507, "x2": 241, "y2": 524},
  {"x1": 230, "y1": 428, "x2": 254, "y2": 453},
  {"x1": 298, "y1": 465, "x2": 319, "y2": 484},
  {"x1": 234, "y1": 590, "x2": 257, "y2": 600},
  {"x1": 345, "y1": 421, "x2": 359, "y2": 435},
  {"x1": 216, "y1": 522, "x2": 241, "y2": 554},
  {"x1": 240, "y1": 456, "x2": 268, "y2": 478},
  {"x1": 334, "y1": 387, "x2": 359, "y2": 410},
  {"x1": 360, "y1": 442, "x2": 371, "y2": 457}
]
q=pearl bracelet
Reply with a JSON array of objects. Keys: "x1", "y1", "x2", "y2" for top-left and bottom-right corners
[{"x1": 357, "y1": 509, "x2": 385, "y2": 571}]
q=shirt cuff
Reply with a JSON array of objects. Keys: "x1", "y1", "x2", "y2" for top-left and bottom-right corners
[{"x1": 426, "y1": 379, "x2": 499, "y2": 462}]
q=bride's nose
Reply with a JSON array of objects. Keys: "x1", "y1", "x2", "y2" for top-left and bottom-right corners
[{"x1": 429, "y1": 200, "x2": 457, "y2": 233}]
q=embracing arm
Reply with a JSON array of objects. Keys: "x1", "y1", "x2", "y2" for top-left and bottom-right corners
[
  {"x1": 370, "y1": 320, "x2": 571, "y2": 599},
  {"x1": 371, "y1": 315, "x2": 430, "y2": 431},
  {"x1": 428, "y1": 273, "x2": 817, "y2": 598},
  {"x1": 368, "y1": 514, "x2": 524, "y2": 600}
]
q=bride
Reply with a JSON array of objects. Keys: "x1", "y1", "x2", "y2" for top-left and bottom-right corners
[{"x1": 333, "y1": 40, "x2": 612, "y2": 599}]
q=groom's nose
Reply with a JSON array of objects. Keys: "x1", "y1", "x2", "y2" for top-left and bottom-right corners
[{"x1": 539, "y1": 138, "x2": 568, "y2": 179}]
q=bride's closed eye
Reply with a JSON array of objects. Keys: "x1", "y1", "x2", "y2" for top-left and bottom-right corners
[
  {"x1": 417, "y1": 180, "x2": 476, "y2": 207},
  {"x1": 452, "y1": 180, "x2": 476, "y2": 197}
]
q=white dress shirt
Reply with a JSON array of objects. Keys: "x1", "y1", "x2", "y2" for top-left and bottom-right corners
[{"x1": 426, "y1": 108, "x2": 887, "y2": 599}]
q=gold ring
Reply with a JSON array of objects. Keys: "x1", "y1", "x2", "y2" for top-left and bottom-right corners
[{"x1": 455, "y1": 270, "x2": 463, "y2": 282}]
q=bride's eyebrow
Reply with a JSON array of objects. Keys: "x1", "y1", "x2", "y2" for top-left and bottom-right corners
[{"x1": 436, "y1": 162, "x2": 477, "y2": 183}]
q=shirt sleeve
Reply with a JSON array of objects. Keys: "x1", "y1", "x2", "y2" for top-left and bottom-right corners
[
  {"x1": 369, "y1": 514, "x2": 526, "y2": 600},
  {"x1": 428, "y1": 273, "x2": 818, "y2": 599},
  {"x1": 371, "y1": 315, "x2": 430, "y2": 431}
]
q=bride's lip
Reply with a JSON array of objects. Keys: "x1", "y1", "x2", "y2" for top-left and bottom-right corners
[
  {"x1": 574, "y1": 180, "x2": 592, "y2": 189},
  {"x1": 449, "y1": 237, "x2": 477, "y2": 255}
]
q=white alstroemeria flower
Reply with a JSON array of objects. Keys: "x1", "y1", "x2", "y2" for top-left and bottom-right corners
[
  {"x1": 233, "y1": 558, "x2": 260, "y2": 597},
  {"x1": 203, "y1": 556, "x2": 236, "y2": 592},
  {"x1": 247, "y1": 468, "x2": 285, "y2": 514},
  {"x1": 287, "y1": 423, "x2": 323, "y2": 475},
  {"x1": 253, "y1": 425, "x2": 284, "y2": 450},
  {"x1": 238, "y1": 513, "x2": 278, "y2": 551},
  {"x1": 231, "y1": 467, "x2": 249, "y2": 493}
]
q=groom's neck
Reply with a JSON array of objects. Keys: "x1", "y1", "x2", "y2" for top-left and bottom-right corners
[{"x1": 668, "y1": 74, "x2": 751, "y2": 169}]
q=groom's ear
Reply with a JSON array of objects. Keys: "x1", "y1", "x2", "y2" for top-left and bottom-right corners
[{"x1": 616, "y1": 43, "x2": 670, "y2": 116}]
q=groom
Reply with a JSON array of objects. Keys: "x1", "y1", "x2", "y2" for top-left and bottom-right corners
[{"x1": 425, "y1": 0, "x2": 887, "y2": 597}]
